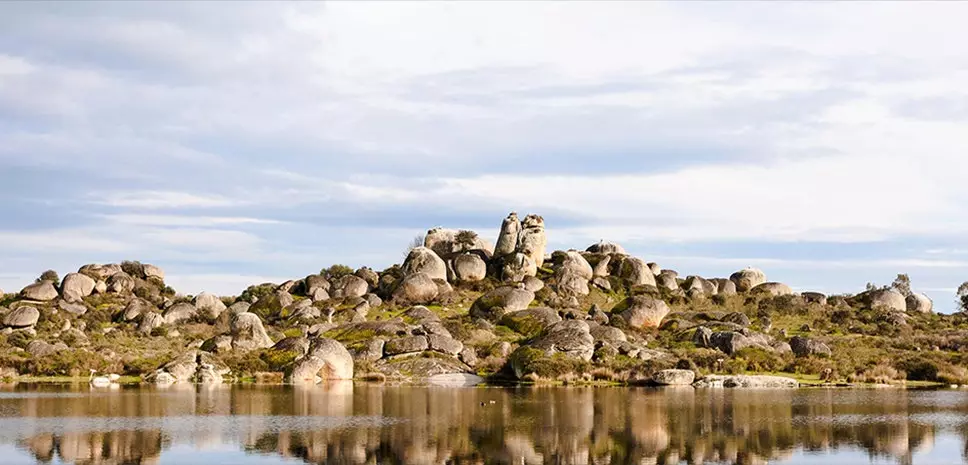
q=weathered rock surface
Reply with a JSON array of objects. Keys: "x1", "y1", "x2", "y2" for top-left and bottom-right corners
[
  {"x1": 517, "y1": 214, "x2": 547, "y2": 267},
  {"x1": 453, "y1": 253, "x2": 486, "y2": 282},
  {"x1": 528, "y1": 320, "x2": 595, "y2": 361},
  {"x1": 392, "y1": 272, "x2": 439, "y2": 305},
  {"x1": 802, "y1": 292, "x2": 827, "y2": 304},
  {"x1": 500, "y1": 307, "x2": 561, "y2": 337},
  {"x1": 335, "y1": 275, "x2": 368, "y2": 299},
  {"x1": 194, "y1": 292, "x2": 226, "y2": 321},
  {"x1": 138, "y1": 312, "x2": 164, "y2": 335},
  {"x1": 469, "y1": 286, "x2": 535, "y2": 321},
  {"x1": 162, "y1": 302, "x2": 197, "y2": 325},
  {"x1": 402, "y1": 247, "x2": 447, "y2": 281},
  {"x1": 384, "y1": 335, "x2": 429, "y2": 355},
  {"x1": 586, "y1": 240, "x2": 626, "y2": 255},
  {"x1": 427, "y1": 334, "x2": 463, "y2": 355},
  {"x1": 502, "y1": 253, "x2": 537, "y2": 282},
  {"x1": 653, "y1": 369, "x2": 695, "y2": 386},
  {"x1": 120, "y1": 299, "x2": 152, "y2": 322},
  {"x1": 230, "y1": 312, "x2": 274, "y2": 351},
  {"x1": 752, "y1": 282, "x2": 795, "y2": 296},
  {"x1": 106, "y1": 272, "x2": 135, "y2": 294},
  {"x1": 906, "y1": 293, "x2": 933, "y2": 314},
  {"x1": 374, "y1": 355, "x2": 473, "y2": 380},
  {"x1": 730, "y1": 268, "x2": 767, "y2": 293},
  {"x1": 615, "y1": 295, "x2": 670, "y2": 329},
  {"x1": 494, "y1": 212, "x2": 521, "y2": 257},
  {"x1": 865, "y1": 289, "x2": 907, "y2": 312},
  {"x1": 20, "y1": 281, "x2": 58, "y2": 301},
  {"x1": 288, "y1": 337, "x2": 354, "y2": 382},
  {"x1": 3, "y1": 306, "x2": 39, "y2": 328},
  {"x1": 790, "y1": 336, "x2": 832, "y2": 357},
  {"x1": 60, "y1": 273, "x2": 96, "y2": 301},
  {"x1": 619, "y1": 257, "x2": 657, "y2": 287},
  {"x1": 694, "y1": 374, "x2": 799, "y2": 388}
]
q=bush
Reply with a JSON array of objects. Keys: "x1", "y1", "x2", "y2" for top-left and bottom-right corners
[
  {"x1": 322, "y1": 264, "x2": 354, "y2": 281},
  {"x1": 37, "y1": 270, "x2": 60, "y2": 287},
  {"x1": 6, "y1": 331, "x2": 32, "y2": 349}
]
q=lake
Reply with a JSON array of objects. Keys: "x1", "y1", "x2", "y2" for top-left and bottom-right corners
[{"x1": 1, "y1": 383, "x2": 966, "y2": 464}]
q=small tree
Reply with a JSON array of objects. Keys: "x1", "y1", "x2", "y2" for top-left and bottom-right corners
[
  {"x1": 321, "y1": 264, "x2": 354, "y2": 281},
  {"x1": 455, "y1": 230, "x2": 479, "y2": 250},
  {"x1": 891, "y1": 274, "x2": 912, "y2": 297},
  {"x1": 957, "y1": 282, "x2": 968, "y2": 312},
  {"x1": 403, "y1": 233, "x2": 426, "y2": 260},
  {"x1": 36, "y1": 270, "x2": 60, "y2": 287}
]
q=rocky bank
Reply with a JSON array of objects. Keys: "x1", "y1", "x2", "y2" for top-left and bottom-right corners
[{"x1": 0, "y1": 212, "x2": 962, "y2": 388}]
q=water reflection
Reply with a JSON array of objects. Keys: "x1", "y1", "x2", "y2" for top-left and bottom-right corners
[{"x1": 0, "y1": 383, "x2": 965, "y2": 464}]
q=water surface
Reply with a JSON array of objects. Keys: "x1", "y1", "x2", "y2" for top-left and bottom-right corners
[{"x1": 1, "y1": 383, "x2": 966, "y2": 464}]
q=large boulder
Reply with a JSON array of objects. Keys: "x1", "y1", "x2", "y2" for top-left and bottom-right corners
[
  {"x1": 494, "y1": 212, "x2": 522, "y2": 257},
  {"x1": 60, "y1": 273, "x2": 96, "y2": 301},
  {"x1": 288, "y1": 338, "x2": 354, "y2": 382},
  {"x1": 614, "y1": 295, "x2": 670, "y2": 329},
  {"x1": 866, "y1": 289, "x2": 907, "y2": 312},
  {"x1": 78, "y1": 263, "x2": 122, "y2": 281},
  {"x1": 694, "y1": 374, "x2": 799, "y2": 388},
  {"x1": 586, "y1": 240, "x2": 626, "y2": 255},
  {"x1": 801, "y1": 292, "x2": 827, "y2": 304},
  {"x1": 500, "y1": 307, "x2": 562, "y2": 337},
  {"x1": 708, "y1": 331, "x2": 754, "y2": 355},
  {"x1": 789, "y1": 336, "x2": 831, "y2": 358},
  {"x1": 424, "y1": 227, "x2": 494, "y2": 259},
  {"x1": 729, "y1": 268, "x2": 767, "y2": 293},
  {"x1": 20, "y1": 281, "x2": 58, "y2": 301},
  {"x1": 402, "y1": 247, "x2": 447, "y2": 281},
  {"x1": 143, "y1": 264, "x2": 165, "y2": 280},
  {"x1": 652, "y1": 369, "x2": 695, "y2": 386},
  {"x1": 906, "y1": 293, "x2": 933, "y2": 314},
  {"x1": 335, "y1": 275, "x2": 368, "y2": 299},
  {"x1": 162, "y1": 302, "x2": 197, "y2": 325},
  {"x1": 556, "y1": 273, "x2": 590, "y2": 297},
  {"x1": 194, "y1": 292, "x2": 227, "y2": 321},
  {"x1": 682, "y1": 276, "x2": 717, "y2": 296},
  {"x1": 3, "y1": 306, "x2": 39, "y2": 328},
  {"x1": 106, "y1": 272, "x2": 135, "y2": 294},
  {"x1": 230, "y1": 312, "x2": 274, "y2": 351},
  {"x1": 469, "y1": 286, "x2": 535, "y2": 321},
  {"x1": 554, "y1": 251, "x2": 593, "y2": 280},
  {"x1": 589, "y1": 325, "x2": 627, "y2": 343},
  {"x1": 385, "y1": 335, "x2": 430, "y2": 355},
  {"x1": 516, "y1": 214, "x2": 547, "y2": 267},
  {"x1": 502, "y1": 253, "x2": 537, "y2": 282},
  {"x1": 655, "y1": 273, "x2": 678, "y2": 292},
  {"x1": 453, "y1": 253, "x2": 487, "y2": 282},
  {"x1": 619, "y1": 257, "x2": 657, "y2": 287},
  {"x1": 392, "y1": 273, "x2": 439, "y2": 305},
  {"x1": 711, "y1": 278, "x2": 738, "y2": 296},
  {"x1": 510, "y1": 321, "x2": 594, "y2": 378},
  {"x1": 427, "y1": 334, "x2": 463, "y2": 356},
  {"x1": 120, "y1": 298, "x2": 152, "y2": 322},
  {"x1": 752, "y1": 282, "x2": 795, "y2": 296},
  {"x1": 137, "y1": 312, "x2": 164, "y2": 335}
]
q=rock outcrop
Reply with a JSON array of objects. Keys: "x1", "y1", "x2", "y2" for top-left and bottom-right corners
[
  {"x1": 494, "y1": 212, "x2": 521, "y2": 257},
  {"x1": 790, "y1": 336, "x2": 831, "y2": 358},
  {"x1": 288, "y1": 338, "x2": 354, "y2": 382},
  {"x1": 730, "y1": 268, "x2": 767, "y2": 293},
  {"x1": 20, "y1": 281, "x2": 58, "y2": 301},
  {"x1": 653, "y1": 369, "x2": 695, "y2": 386},
  {"x1": 615, "y1": 295, "x2": 670, "y2": 329},
  {"x1": 402, "y1": 247, "x2": 447, "y2": 282},
  {"x1": 517, "y1": 214, "x2": 547, "y2": 267},
  {"x1": 230, "y1": 312, "x2": 274, "y2": 351},
  {"x1": 3, "y1": 306, "x2": 39, "y2": 328},
  {"x1": 60, "y1": 273, "x2": 95, "y2": 301},
  {"x1": 906, "y1": 293, "x2": 933, "y2": 314}
]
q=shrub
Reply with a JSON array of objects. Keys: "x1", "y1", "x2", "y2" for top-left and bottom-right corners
[
  {"x1": 121, "y1": 260, "x2": 144, "y2": 277},
  {"x1": 6, "y1": 331, "x2": 32, "y2": 349},
  {"x1": 238, "y1": 283, "x2": 276, "y2": 303},
  {"x1": 37, "y1": 270, "x2": 60, "y2": 287},
  {"x1": 322, "y1": 264, "x2": 354, "y2": 281}
]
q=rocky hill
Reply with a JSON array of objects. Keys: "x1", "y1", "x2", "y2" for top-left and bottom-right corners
[{"x1": 1, "y1": 212, "x2": 965, "y2": 387}]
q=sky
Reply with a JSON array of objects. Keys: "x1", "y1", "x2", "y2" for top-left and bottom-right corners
[{"x1": 1, "y1": 2, "x2": 968, "y2": 309}]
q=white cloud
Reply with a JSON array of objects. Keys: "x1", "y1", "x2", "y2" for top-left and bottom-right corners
[{"x1": 93, "y1": 191, "x2": 243, "y2": 209}]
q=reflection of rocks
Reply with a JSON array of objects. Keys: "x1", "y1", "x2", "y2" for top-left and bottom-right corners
[{"x1": 3, "y1": 385, "x2": 954, "y2": 465}]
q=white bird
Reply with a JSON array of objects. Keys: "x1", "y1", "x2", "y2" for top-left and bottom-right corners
[
  {"x1": 107, "y1": 374, "x2": 121, "y2": 382},
  {"x1": 89, "y1": 369, "x2": 112, "y2": 387}
]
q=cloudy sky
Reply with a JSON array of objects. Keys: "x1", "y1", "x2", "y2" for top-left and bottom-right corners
[{"x1": 2, "y1": 2, "x2": 967, "y2": 308}]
